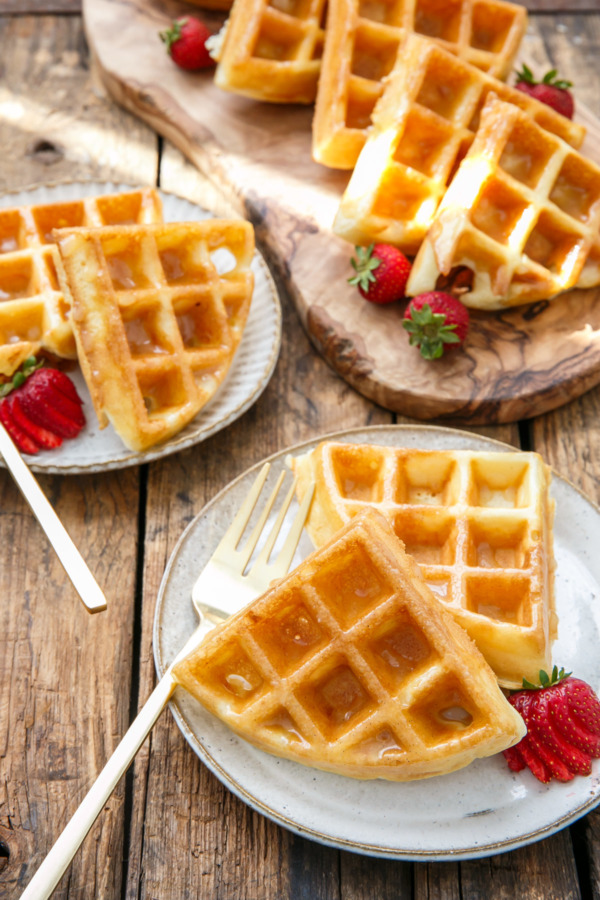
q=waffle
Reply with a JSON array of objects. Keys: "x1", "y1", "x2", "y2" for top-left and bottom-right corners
[
  {"x1": 54, "y1": 220, "x2": 254, "y2": 452},
  {"x1": 313, "y1": 0, "x2": 527, "y2": 169},
  {"x1": 407, "y1": 94, "x2": 600, "y2": 308},
  {"x1": 332, "y1": 36, "x2": 585, "y2": 247},
  {"x1": 0, "y1": 188, "x2": 163, "y2": 376},
  {"x1": 174, "y1": 509, "x2": 525, "y2": 781},
  {"x1": 213, "y1": 0, "x2": 327, "y2": 103},
  {"x1": 290, "y1": 442, "x2": 556, "y2": 689}
]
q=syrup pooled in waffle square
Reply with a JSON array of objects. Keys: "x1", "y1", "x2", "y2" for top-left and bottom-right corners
[
  {"x1": 0, "y1": 188, "x2": 163, "y2": 376},
  {"x1": 213, "y1": 0, "x2": 327, "y2": 103},
  {"x1": 407, "y1": 93, "x2": 600, "y2": 308},
  {"x1": 173, "y1": 509, "x2": 525, "y2": 781},
  {"x1": 54, "y1": 220, "x2": 254, "y2": 452},
  {"x1": 291, "y1": 442, "x2": 557, "y2": 689},
  {"x1": 332, "y1": 36, "x2": 585, "y2": 249},
  {"x1": 313, "y1": 0, "x2": 527, "y2": 169}
]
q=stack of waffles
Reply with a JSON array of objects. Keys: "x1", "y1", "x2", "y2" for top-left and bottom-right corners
[
  {"x1": 210, "y1": 0, "x2": 600, "y2": 309},
  {"x1": 0, "y1": 188, "x2": 255, "y2": 451},
  {"x1": 174, "y1": 508, "x2": 526, "y2": 781}
]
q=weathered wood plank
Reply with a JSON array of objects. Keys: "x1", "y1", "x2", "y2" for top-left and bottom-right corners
[{"x1": 0, "y1": 14, "x2": 158, "y2": 900}]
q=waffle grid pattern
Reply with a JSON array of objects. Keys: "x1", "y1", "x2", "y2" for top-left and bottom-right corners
[
  {"x1": 407, "y1": 94, "x2": 600, "y2": 308},
  {"x1": 0, "y1": 188, "x2": 162, "y2": 375},
  {"x1": 333, "y1": 35, "x2": 586, "y2": 249},
  {"x1": 215, "y1": 0, "x2": 327, "y2": 103},
  {"x1": 55, "y1": 220, "x2": 254, "y2": 452},
  {"x1": 313, "y1": 0, "x2": 527, "y2": 168},
  {"x1": 175, "y1": 511, "x2": 524, "y2": 779},
  {"x1": 293, "y1": 443, "x2": 556, "y2": 687}
]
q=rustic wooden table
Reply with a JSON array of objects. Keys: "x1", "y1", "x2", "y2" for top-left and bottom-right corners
[{"x1": 2, "y1": 1, "x2": 600, "y2": 897}]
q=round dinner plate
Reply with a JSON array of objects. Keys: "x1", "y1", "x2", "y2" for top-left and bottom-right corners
[
  {"x1": 154, "y1": 424, "x2": 600, "y2": 861},
  {"x1": 0, "y1": 181, "x2": 281, "y2": 474}
]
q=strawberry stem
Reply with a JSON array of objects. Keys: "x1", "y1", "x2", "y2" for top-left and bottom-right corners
[
  {"x1": 402, "y1": 302, "x2": 460, "y2": 360},
  {"x1": 348, "y1": 244, "x2": 381, "y2": 291},
  {"x1": 521, "y1": 666, "x2": 572, "y2": 690},
  {"x1": 0, "y1": 356, "x2": 44, "y2": 398},
  {"x1": 160, "y1": 19, "x2": 185, "y2": 54}
]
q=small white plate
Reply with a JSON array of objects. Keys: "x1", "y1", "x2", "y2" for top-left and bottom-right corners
[
  {"x1": 154, "y1": 424, "x2": 600, "y2": 861},
  {"x1": 0, "y1": 181, "x2": 281, "y2": 474}
]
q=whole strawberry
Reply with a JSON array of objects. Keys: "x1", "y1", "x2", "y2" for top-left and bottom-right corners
[
  {"x1": 0, "y1": 358, "x2": 85, "y2": 455},
  {"x1": 515, "y1": 65, "x2": 574, "y2": 120},
  {"x1": 349, "y1": 243, "x2": 411, "y2": 305},
  {"x1": 503, "y1": 667, "x2": 600, "y2": 784},
  {"x1": 403, "y1": 291, "x2": 469, "y2": 359},
  {"x1": 160, "y1": 17, "x2": 215, "y2": 71}
]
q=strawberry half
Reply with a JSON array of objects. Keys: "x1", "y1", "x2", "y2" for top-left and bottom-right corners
[
  {"x1": 0, "y1": 357, "x2": 85, "y2": 455},
  {"x1": 503, "y1": 667, "x2": 600, "y2": 784}
]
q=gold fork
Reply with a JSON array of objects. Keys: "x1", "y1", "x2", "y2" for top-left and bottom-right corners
[{"x1": 21, "y1": 462, "x2": 315, "y2": 900}]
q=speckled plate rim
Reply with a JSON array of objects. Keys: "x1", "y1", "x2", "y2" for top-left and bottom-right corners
[
  {"x1": 153, "y1": 424, "x2": 600, "y2": 861},
  {"x1": 0, "y1": 180, "x2": 282, "y2": 474}
]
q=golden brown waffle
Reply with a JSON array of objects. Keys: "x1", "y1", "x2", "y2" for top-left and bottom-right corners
[
  {"x1": 0, "y1": 188, "x2": 163, "y2": 376},
  {"x1": 291, "y1": 442, "x2": 556, "y2": 689},
  {"x1": 313, "y1": 0, "x2": 527, "y2": 169},
  {"x1": 333, "y1": 36, "x2": 585, "y2": 246},
  {"x1": 54, "y1": 220, "x2": 254, "y2": 452},
  {"x1": 174, "y1": 509, "x2": 525, "y2": 781},
  {"x1": 407, "y1": 94, "x2": 600, "y2": 308},
  {"x1": 213, "y1": 0, "x2": 327, "y2": 103}
]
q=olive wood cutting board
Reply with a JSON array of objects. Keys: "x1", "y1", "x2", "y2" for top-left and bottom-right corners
[{"x1": 83, "y1": 0, "x2": 600, "y2": 424}]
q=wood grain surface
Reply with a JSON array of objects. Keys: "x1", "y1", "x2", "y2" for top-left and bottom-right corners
[
  {"x1": 1, "y1": 6, "x2": 600, "y2": 900},
  {"x1": 84, "y1": 0, "x2": 600, "y2": 425}
]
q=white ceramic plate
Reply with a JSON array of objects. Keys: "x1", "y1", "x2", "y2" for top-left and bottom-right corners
[
  {"x1": 154, "y1": 424, "x2": 600, "y2": 861},
  {"x1": 0, "y1": 181, "x2": 281, "y2": 474}
]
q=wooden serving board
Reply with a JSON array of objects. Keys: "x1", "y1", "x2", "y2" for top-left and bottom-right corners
[{"x1": 83, "y1": 0, "x2": 600, "y2": 424}]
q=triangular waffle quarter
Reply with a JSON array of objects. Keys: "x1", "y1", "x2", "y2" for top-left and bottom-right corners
[
  {"x1": 173, "y1": 508, "x2": 526, "y2": 781},
  {"x1": 291, "y1": 442, "x2": 556, "y2": 689},
  {"x1": 54, "y1": 220, "x2": 254, "y2": 452},
  {"x1": 406, "y1": 92, "x2": 600, "y2": 308}
]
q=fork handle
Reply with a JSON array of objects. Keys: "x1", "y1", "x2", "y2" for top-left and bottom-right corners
[{"x1": 20, "y1": 668, "x2": 178, "y2": 900}]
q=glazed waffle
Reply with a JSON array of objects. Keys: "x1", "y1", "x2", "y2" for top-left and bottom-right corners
[
  {"x1": 54, "y1": 220, "x2": 254, "y2": 452},
  {"x1": 406, "y1": 94, "x2": 600, "y2": 308},
  {"x1": 313, "y1": 0, "x2": 527, "y2": 169},
  {"x1": 213, "y1": 0, "x2": 327, "y2": 103},
  {"x1": 333, "y1": 36, "x2": 585, "y2": 248},
  {"x1": 0, "y1": 188, "x2": 163, "y2": 376},
  {"x1": 173, "y1": 509, "x2": 525, "y2": 781},
  {"x1": 290, "y1": 442, "x2": 556, "y2": 689}
]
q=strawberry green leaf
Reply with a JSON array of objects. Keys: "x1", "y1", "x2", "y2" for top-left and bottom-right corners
[{"x1": 348, "y1": 244, "x2": 381, "y2": 291}]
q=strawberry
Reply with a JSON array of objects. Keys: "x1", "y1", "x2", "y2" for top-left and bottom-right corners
[
  {"x1": 159, "y1": 17, "x2": 215, "y2": 71},
  {"x1": 515, "y1": 65, "x2": 574, "y2": 120},
  {"x1": 502, "y1": 667, "x2": 600, "y2": 784},
  {"x1": 349, "y1": 244, "x2": 412, "y2": 305},
  {"x1": 403, "y1": 291, "x2": 469, "y2": 359},
  {"x1": 0, "y1": 358, "x2": 85, "y2": 455}
]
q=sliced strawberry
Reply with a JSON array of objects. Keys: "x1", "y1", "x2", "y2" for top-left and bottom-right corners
[
  {"x1": 0, "y1": 400, "x2": 40, "y2": 455},
  {"x1": 20, "y1": 385, "x2": 83, "y2": 439},
  {"x1": 531, "y1": 689, "x2": 593, "y2": 775},
  {"x1": 558, "y1": 678, "x2": 600, "y2": 735},
  {"x1": 30, "y1": 367, "x2": 84, "y2": 408},
  {"x1": 516, "y1": 693, "x2": 574, "y2": 782},
  {"x1": 503, "y1": 744, "x2": 526, "y2": 773},
  {"x1": 8, "y1": 395, "x2": 62, "y2": 450},
  {"x1": 31, "y1": 380, "x2": 85, "y2": 426},
  {"x1": 516, "y1": 737, "x2": 552, "y2": 784}
]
